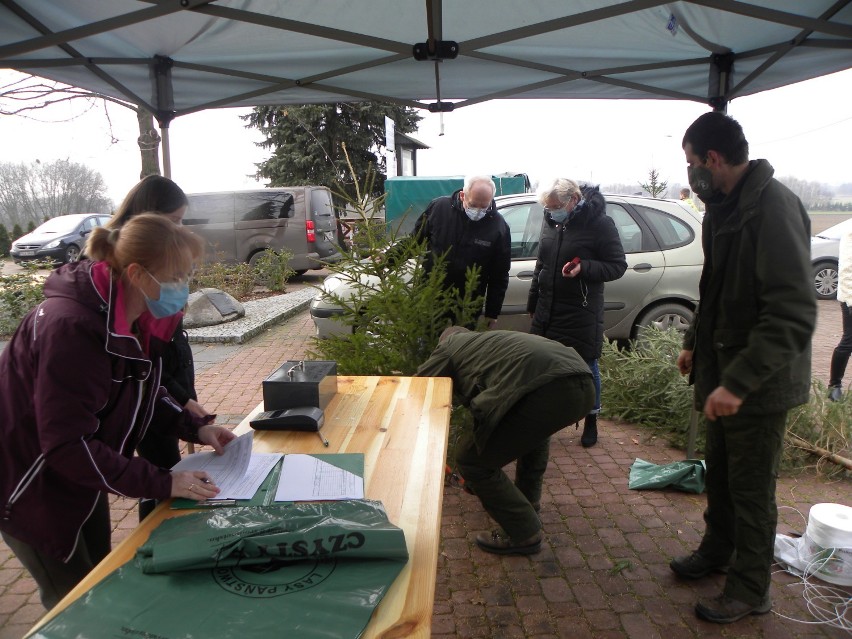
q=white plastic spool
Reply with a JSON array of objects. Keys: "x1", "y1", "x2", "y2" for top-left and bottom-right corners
[{"x1": 802, "y1": 502, "x2": 852, "y2": 586}]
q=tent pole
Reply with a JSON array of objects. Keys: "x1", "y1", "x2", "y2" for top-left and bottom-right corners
[{"x1": 160, "y1": 123, "x2": 172, "y2": 178}]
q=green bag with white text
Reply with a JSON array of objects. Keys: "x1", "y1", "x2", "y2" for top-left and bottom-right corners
[{"x1": 34, "y1": 500, "x2": 408, "y2": 639}]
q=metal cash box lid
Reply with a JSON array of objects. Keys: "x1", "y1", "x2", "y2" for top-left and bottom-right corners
[{"x1": 262, "y1": 360, "x2": 337, "y2": 411}]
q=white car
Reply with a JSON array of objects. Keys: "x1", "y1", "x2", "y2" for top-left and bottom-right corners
[
  {"x1": 311, "y1": 194, "x2": 704, "y2": 341},
  {"x1": 811, "y1": 218, "x2": 852, "y2": 300}
]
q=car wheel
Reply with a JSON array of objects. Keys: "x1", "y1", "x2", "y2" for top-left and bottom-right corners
[
  {"x1": 812, "y1": 262, "x2": 838, "y2": 300},
  {"x1": 64, "y1": 245, "x2": 81, "y2": 263},
  {"x1": 248, "y1": 250, "x2": 268, "y2": 268},
  {"x1": 634, "y1": 303, "x2": 694, "y2": 338}
]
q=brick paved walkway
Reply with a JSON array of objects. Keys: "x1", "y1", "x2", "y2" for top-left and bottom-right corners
[{"x1": 1, "y1": 301, "x2": 849, "y2": 638}]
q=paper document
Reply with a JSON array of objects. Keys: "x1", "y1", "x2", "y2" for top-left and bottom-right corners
[
  {"x1": 275, "y1": 454, "x2": 364, "y2": 501},
  {"x1": 171, "y1": 432, "x2": 282, "y2": 500}
]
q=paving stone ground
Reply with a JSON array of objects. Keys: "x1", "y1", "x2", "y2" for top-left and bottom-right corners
[{"x1": 1, "y1": 288, "x2": 850, "y2": 638}]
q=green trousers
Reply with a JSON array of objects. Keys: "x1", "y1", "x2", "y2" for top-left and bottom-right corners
[
  {"x1": 456, "y1": 375, "x2": 595, "y2": 540},
  {"x1": 697, "y1": 410, "x2": 787, "y2": 606}
]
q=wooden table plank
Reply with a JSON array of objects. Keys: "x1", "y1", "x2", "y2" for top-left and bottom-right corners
[{"x1": 28, "y1": 375, "x2": 452, "y2": 639}]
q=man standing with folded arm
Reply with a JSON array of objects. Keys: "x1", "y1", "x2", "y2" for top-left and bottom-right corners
[
  {"x1": 670, "y1": 112, "x2": 816, "y2": 624},
  {"x1": 417, "y1": 328, "x2": 594, "y2": 555}
]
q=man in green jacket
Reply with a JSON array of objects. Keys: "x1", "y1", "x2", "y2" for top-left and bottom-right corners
[
  {"x1": 417, "y1": 328, "x2": 594, "y2": 555},
  {"x1": 671, "y1": 112, "x2": 816, "y2": 624}
]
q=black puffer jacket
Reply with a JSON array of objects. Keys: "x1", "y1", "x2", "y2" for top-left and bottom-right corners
[
  {"x1": 414, "y1": 189, "x2": 511, "y2": 319},
  {"x1": 527, "y1": 185, "x2": 627, "y2": 359}
]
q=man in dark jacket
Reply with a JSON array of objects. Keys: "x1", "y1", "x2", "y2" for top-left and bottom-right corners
[
  {"x1": 417, "y1": 328, "x2": 594, "y2": 556},
  {"x1": 412, "y1": 175, "x2": 511, "y2": 328},
  {"x1": 670, "y1": 112, "x2": 816, "y2": 624}
]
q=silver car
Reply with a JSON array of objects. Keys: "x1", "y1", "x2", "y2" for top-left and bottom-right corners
[
  {"x1": 311, "y1": 194, "x2": 704, "y2": 340},
  {"x1": 810, "y1": 218, "x2": 852, "y2": 300}
]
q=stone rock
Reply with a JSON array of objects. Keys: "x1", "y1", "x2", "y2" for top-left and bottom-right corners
[{"x1": 184, "y1": 288, "x2": 245, "y2": 328}]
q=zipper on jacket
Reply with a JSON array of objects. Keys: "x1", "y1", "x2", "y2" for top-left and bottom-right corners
[{"x1": 3, "y1": 455, "x2": 46, "y2": 519}]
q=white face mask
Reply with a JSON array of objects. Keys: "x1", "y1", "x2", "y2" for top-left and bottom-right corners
[{"x1": 465, "y1": 207, "x2": 487, "y2": 221}]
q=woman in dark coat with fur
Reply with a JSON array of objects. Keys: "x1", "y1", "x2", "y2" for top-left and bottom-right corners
[{"x1": 527, "y1": 179, "x2": 627, "y2": 446}]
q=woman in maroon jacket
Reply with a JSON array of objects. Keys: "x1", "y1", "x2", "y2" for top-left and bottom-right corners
[{"x1": 0, "y1": 214, "x2": 235, "y2": 609}]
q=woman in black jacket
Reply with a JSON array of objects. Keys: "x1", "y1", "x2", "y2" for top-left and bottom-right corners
[
  {"x1": 107, "y1": 176, "x2": 213, "y2": 519},
  {"x1": 527, "y1": 179, "x2": 627, "y2": 447}
]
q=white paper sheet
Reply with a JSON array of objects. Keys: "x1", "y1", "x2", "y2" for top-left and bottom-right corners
[
  {"x1": 274, "y1": 454, "x2": 364, "y2": 502},
  {"x1": 171, "y1": 432, "x2": 282, "y2": 500}
]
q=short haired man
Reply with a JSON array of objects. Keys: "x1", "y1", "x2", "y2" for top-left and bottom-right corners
[
  {"x1": 417, "y1": 328, "x2": 594, "y2": 555},
  {"x1": 679, "y1": 187, "x2": 699, "y2": 212},
  {"x1": 412, "y1": 175, "x2": 511, "y2": 328},
  {"x1": 670, "y1": 112, "x2": 816, "y2": 624}
]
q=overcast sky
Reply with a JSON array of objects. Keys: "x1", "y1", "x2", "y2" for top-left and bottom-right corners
[{"x1": 0, "y1": 67, "x2": 850, "y2": 205}]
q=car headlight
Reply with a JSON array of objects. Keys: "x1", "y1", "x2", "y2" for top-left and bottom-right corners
[
  {"x1": 321, "y1": 276, "x2": 343, "y2": 294},
  {"x1": 44, "y1": 239, "x2": 61, "y2": 249}
]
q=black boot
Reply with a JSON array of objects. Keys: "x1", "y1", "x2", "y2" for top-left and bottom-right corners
[
  {"x1": 581, "y1": 413, "x2": 598, "y2": 448},
  {"x1": 828, "y1": 350, "x2": 849, "y2": 402}
]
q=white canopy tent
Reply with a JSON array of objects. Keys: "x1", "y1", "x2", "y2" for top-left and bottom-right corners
[{"x1": 1, "y1": 0, "x2": 850, "y2": 174}]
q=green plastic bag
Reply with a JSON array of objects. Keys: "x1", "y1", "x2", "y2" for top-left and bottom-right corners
[
  {"x1": 628, "y1": 458, "x2": 706, "y2": 494},
  {"x1": 34, "y1": 500, "x2": 408, "y2": 639}
]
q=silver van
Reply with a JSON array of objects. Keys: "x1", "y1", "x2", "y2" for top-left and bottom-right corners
[{"x1": 183, "y1": 186, "x2": 343, "y2": 273}]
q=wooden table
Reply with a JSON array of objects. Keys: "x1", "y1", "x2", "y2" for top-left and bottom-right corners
[{"x1": 28, "y1": 375, "x2": 452, "y2": 639}]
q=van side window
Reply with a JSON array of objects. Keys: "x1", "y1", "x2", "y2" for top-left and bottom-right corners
[
  {"x1": 239, "y1": 192, "x2": 294, "y2": 221},
  {"x1": 184, "y1": 194, "x2": 234, "y2": 225}
]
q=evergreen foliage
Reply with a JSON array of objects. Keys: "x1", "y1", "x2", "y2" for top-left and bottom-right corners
[
  {"x1": 11, "y1": 223, "x2": 23, "y2": 241},
  {"x1": 242, "y1": 103, "x2": 422, "y2": 203},
  {"x1": 600, "y1": 327, "x2": 851, "y2": 476},
  {"x1": 0, "y1": 224, "x2": 10, "y2": 256},
  {"x1": 309, "y1": 157, "x2": 483, "y2": 376},
  {"x1": 26, "y1": 220, "x2": 35, "y2": 232},
  {"x1": 639, "y1": 168, "x2": 669, "y2": 198}
]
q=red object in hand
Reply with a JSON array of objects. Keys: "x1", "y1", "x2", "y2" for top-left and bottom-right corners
[{"x1": 563, "y1": 256, "x2": 581, "y2": 275}]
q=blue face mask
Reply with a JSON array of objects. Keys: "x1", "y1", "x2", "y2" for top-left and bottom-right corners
[
  {"x1": 143, "y1": 271, "x2": 190, "y2": 318},
  {"x1": 549, "y1": 209, "x2": 569, "y2": 223}
]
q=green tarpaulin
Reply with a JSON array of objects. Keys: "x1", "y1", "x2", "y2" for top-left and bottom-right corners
[
  {"x1": 34, "y1": 500, "x2": 408, "y2": 639},
  {"x1": 628, "y1": 458, "x2": 706, "y2": 494}
]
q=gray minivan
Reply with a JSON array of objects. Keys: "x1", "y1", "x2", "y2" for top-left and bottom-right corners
[{"x1": 183, "y1": 186, "x2": 343, "y2": 273}]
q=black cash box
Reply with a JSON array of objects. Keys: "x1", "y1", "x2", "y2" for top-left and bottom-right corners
[{"x1": 262, "y1": 360, "x2": 337, "y2": 411}]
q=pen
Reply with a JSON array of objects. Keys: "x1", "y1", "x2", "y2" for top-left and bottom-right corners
[
  {"x1": 317, "y1": 430, "x2": 329, "y2": 447},
  {"x1": 197, "y1": 499, "x2": 237, "y2": 507},
  {"x1": 200, "y1": 478, "x2": 212, "y2": 484}
]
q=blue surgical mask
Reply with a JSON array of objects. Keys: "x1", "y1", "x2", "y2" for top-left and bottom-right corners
[
  {"x1": 143, "y1": 270, "x2": 190, "y2": 318},
  {"x1": 465, "y1": 207, "x2": 487, "y2": 222},
  {"x1": 549, "y1": 210, "x2": 569, "y2": 223}
]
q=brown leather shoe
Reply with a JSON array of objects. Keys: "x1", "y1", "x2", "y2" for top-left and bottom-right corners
[
  {"x1": 695, "y1": 594, "x2": 772, "y2": 624},
  {"x1": 475, "y1": 529, "x2": 542, "y2": 555}
]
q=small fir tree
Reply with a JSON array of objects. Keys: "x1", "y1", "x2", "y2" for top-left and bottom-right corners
[
  {"x1": 639, "y1": 168, "x2": 669, "y2": 198},
  {"x1": 0, "y1": 224, "x2": 10, "y2": 256}
]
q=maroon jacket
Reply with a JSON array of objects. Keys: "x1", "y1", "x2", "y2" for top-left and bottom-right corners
[{"x1": 0, "y1": 260, "x2": 203, "y2": 561}]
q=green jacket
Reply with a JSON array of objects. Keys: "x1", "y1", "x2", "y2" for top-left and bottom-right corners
[
  {"x1": 416, "y1": 331, "x2": 591, "y2": 450},
  {"x1": 683, "y1": 159, "x2": 816, "y2": 414}
]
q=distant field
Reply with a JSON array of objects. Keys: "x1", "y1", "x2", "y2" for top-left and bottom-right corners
[{"x1": 809, "y1": 212, "x2": 850, "y2": 234}]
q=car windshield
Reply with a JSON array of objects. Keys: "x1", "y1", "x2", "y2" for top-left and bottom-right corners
[
  {"x1": 33, "y1": 216, "x2": 83, "y2": 234},
  {"x1": 815, "y1": 218, "x2": 852, "y2": 240}
]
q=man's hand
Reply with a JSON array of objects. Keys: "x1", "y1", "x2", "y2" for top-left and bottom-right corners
[
  {"x1": 676, "y1": 349, "x2": 693, "y2": 375},
  {"x1": 703, "y1": 387, "x2": 743, "y2": 421},
  {"x1": 476, "y1": 316, "x2": 498, "y2": 330},
  {"x1": 197, "y1": 425, "x2": 236, "y2": 454}
]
